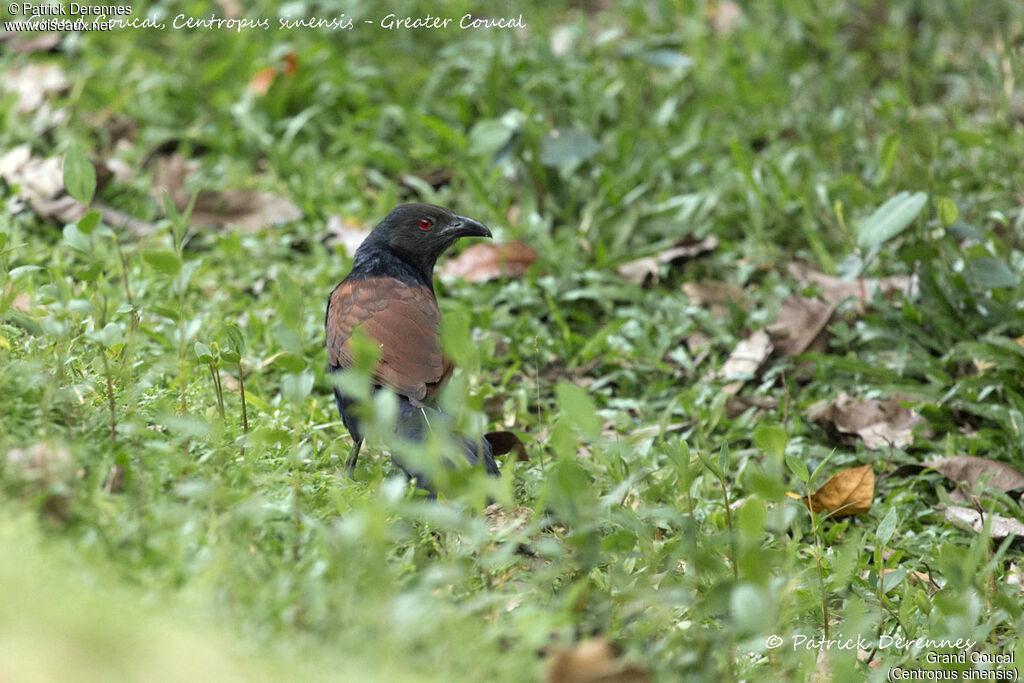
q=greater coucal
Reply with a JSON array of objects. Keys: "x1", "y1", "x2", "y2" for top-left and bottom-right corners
[{"x1": 325, "y1": 203, "x2": 498, "y2": 490}]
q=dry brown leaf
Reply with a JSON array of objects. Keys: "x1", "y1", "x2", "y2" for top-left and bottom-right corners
[
  {"x1": 0, "y1": 32, "x2": 62, "y2": 54},
  {"x1": 921, "y1": 455, "x2": 1024, "y2": 494},
  {"x1": 800, "y1": 464, "x2": 874, "y2": 518},
  {"x1": 440, "y1": 242, "x2": 538, "y2": 282},
  {"x1": 716, "y1": 329, "x2": 773, "y2": 395},
  {"x1": 766, "y1": 294, "x2": 836, "y2": 357},
  {"x1": 940, "y1": 505, "x2": 1024, "y2": 540},
  {"x1": 248, "y1": 67, "x2": 277, "y2": 96},
  {"x1": 616, "y1": 235, "x2": 718, "y2": 286},
  {"x1": 682, "y1": 280, "x2": 748, "y2": 317},
  {"x1": 1, "y1": 63, "x2": 69, "y2": 114},
  {"x1": 806, "y1": 392, "x2": 927, "y2": 450},
  {"x1": 788, "y1": 263, "x2": 918, "y2": 307},
  {"x1": 322, "y1": 214, "x2": 371, "y2": 254},
  {"x1": 191, "y1": 190, "x2": 303, "y2": 231},
  {"x1": 725, "y1": 394, "x2": 778, "y2": 418},
  {"x1": 0, "y1": 145, "x2": 86, "y2": 223},
  {"x1": 103, "y1": 464, "x2": 126, "y2": 494},
  {"x1": 152, "y1": 153, "x2": 302, "y2": 231},
  {"x1": 545, "y1": 638, "x2": 651, "y2": 683},
  {"x1": 152, "y1": 152, "x2": 199, "y2": 208},
  {"x1": 2, "y1": 145, "x2": 156, "y2": 232}
]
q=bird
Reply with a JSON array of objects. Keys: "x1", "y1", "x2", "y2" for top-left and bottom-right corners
[{"x1": 325, "y1": 203, "x2": 499, "y2": 491}]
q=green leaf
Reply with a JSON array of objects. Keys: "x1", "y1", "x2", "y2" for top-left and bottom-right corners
[
  {"x1": 856, "y1": 191, "x2": 928, "y2": 251},
  {"x1": 540, "y1": 128, "x2": 600, "y2": 168},
  {"x1": 142, "y1": 250, "x2": 181, "y2": 276},
  {"x1": 879, "y1": 134, "x2": 901, "y2": 181},
  {"x1": 89, "y1": 322, "x2": 123, "y2": 348},
  {"x1": 640, "y1": 49, "x2": 693, "y2": 69},
  {"x1": 876, "y1": 508, "x2": 899, "y2": 545},
  {"x1": 221, "y1": 322, "x2": 246, "y2": 354},
  {"x1": 468, "y1": 112, "x2": 522, "y2": 158},
  {"x1": 881, "y1": 567, "x2": 906, "y2": 594},
  {"x1": 786, "y1": 455, "x2": 810, "y2": 483},
  {"x1": 964, "y1": 256, "x2": 1016, "y2": 289},
  {"x1": 76, "y1": 210, "x2": 102, "y2": 235},
  {"x1": 934, "y1": 197, "x2": 958, "y2": 227},
  {"x1": 555, "y1": 381, "x2": 600, "y2": 439},
  {"x1": 63, "y1": 143, "x2": 96, "y2": 205},
  {"x1": 281, "y1": 371, "x2": 315, "y2": 403},
  {"x1": 62, "y1": 224, "x2": 91, "y2": 254},
  {"x1": 194, "y1": 342, "x2": 213, "y2": 364},
  {"x1": 752, "y1": 424, "x2": 787, "y2": 461}
]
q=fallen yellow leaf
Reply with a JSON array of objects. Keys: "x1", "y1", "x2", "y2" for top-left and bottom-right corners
[{"x1": 790, "y1": 464, "x2": 874, "y2": 518}]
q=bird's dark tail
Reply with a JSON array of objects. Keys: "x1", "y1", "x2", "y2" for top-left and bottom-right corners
[{"x1": 392, "y1": 397, "x2": 499, "y2": 492}]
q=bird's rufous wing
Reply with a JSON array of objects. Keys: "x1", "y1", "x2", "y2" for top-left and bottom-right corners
[{"x1": 326, "y1": 277, "x2": 452, "y2": 401}]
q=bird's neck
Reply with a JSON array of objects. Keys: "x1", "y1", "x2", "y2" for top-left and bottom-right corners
[{"x1": 351, "y1": 243, "x2": 435, "y2": 289}]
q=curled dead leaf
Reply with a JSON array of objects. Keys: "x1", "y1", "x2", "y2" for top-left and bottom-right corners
[
  {"x1": 152, "y1": 153, "x2": 302, "y2": 232},
  {"x1": 766, "y1": 294, "x2": 836, "y2": 357},
  {"x1": 616, "y1": 235, "x2": 718, "y2": 286},
  {"x1": 545, "y1": 638, "x2": 651, "y2": 683},
  {"x1": 906, "y1": 456, "x2": 1024, "y2": 495},
  {"x1": 795, "y1": 464, "x2": 874, "y2": 518},
  {"x1": 715, "y1": 329, "x2": 773, "y2": 395},
  {"x1": 682, "y1": 280, "x2": 748, "y2": 317},
  {"x1": 806, "y1": 392, "x2": 928, "y2": 450},
  {"x1": 725, "y1": 394, "x2": 778, "y2": 418},
  {"x1": 1, "y1": 62, "x2": 69, "y2": 114},
  {"x1": 440, "y1": 242, "x2": 538, "y2": 282},
  {"x1": 940, "y1": 505, "x2": 1024, "y2": 540},
  {"x1": 788, "y1": 262, "x2": 918, "y2": 307},
  {"x1": 0, "y1": 32, "x2": 62, "y2": 54}
]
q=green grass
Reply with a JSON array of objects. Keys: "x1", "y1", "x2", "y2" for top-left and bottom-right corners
[{"x1": 2, "y1": 1, "x2": 1024, "y2": 680}]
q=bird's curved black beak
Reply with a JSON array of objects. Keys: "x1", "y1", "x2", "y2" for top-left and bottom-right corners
[{"x1": 448, "y1": 215, "x2": 492, "y2": 240}]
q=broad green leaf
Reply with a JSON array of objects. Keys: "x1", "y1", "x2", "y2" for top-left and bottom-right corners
[
  {"x1": 63, "y1": 143, "x2": 96, "y2": 205},
  {"x1": 540, "y1": 128, "x2": 600, "y2": 168},
  {"x1": 281, "y1": 371, "x2": 315, "y2": 403},
  {"x1": 468, "y1": 113, "x2": 521, "y2": 158},
  {"x1": 964, "y1": 256, "x2": 1016, "y2": 289},
  {"x1": 62, "y1": 224, "x2": 91, "y2": 254},
  {"x1": 856, "y1": 191, "x2": 928, "y2": 251},
  {"x1": 77, "y1": 210, "x2": 102, "y2": 235},
  {"x1": 142, "y1": 250, "x2": 181, "y2": 276},
  {"x1": 640, "y1": 49, "x2": 693, "y2": 69},
  {"x1": 881, "y1": 567, "x2": 906, "y2": 594},
  {"x1": 194, "y1": 342, "x2": 213, "y2": 364},
  {"x1": 876, "y1": 507, "x2": 899, "y2": 545},
  {"x1": 221, "y1": 322, "x2": 246, "y2": 354},
  {"x1": 934, "y1": 197, "x2": 958, "y2": 226},
  {"x1": 90, "y1": 322, "x2": 123, "y2": 348},
  {"x1": 786, "y1": 454, "x2": 810, "y2": 483}
]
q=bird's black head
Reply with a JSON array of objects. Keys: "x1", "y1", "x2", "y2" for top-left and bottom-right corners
[{"x1": 361, "y1": 203, "x2": 491, "y2": 276}]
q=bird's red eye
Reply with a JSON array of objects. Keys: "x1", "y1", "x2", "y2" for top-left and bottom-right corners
[{"x1": 418, "y1": 218, "x2": 433, "y2": 231}]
